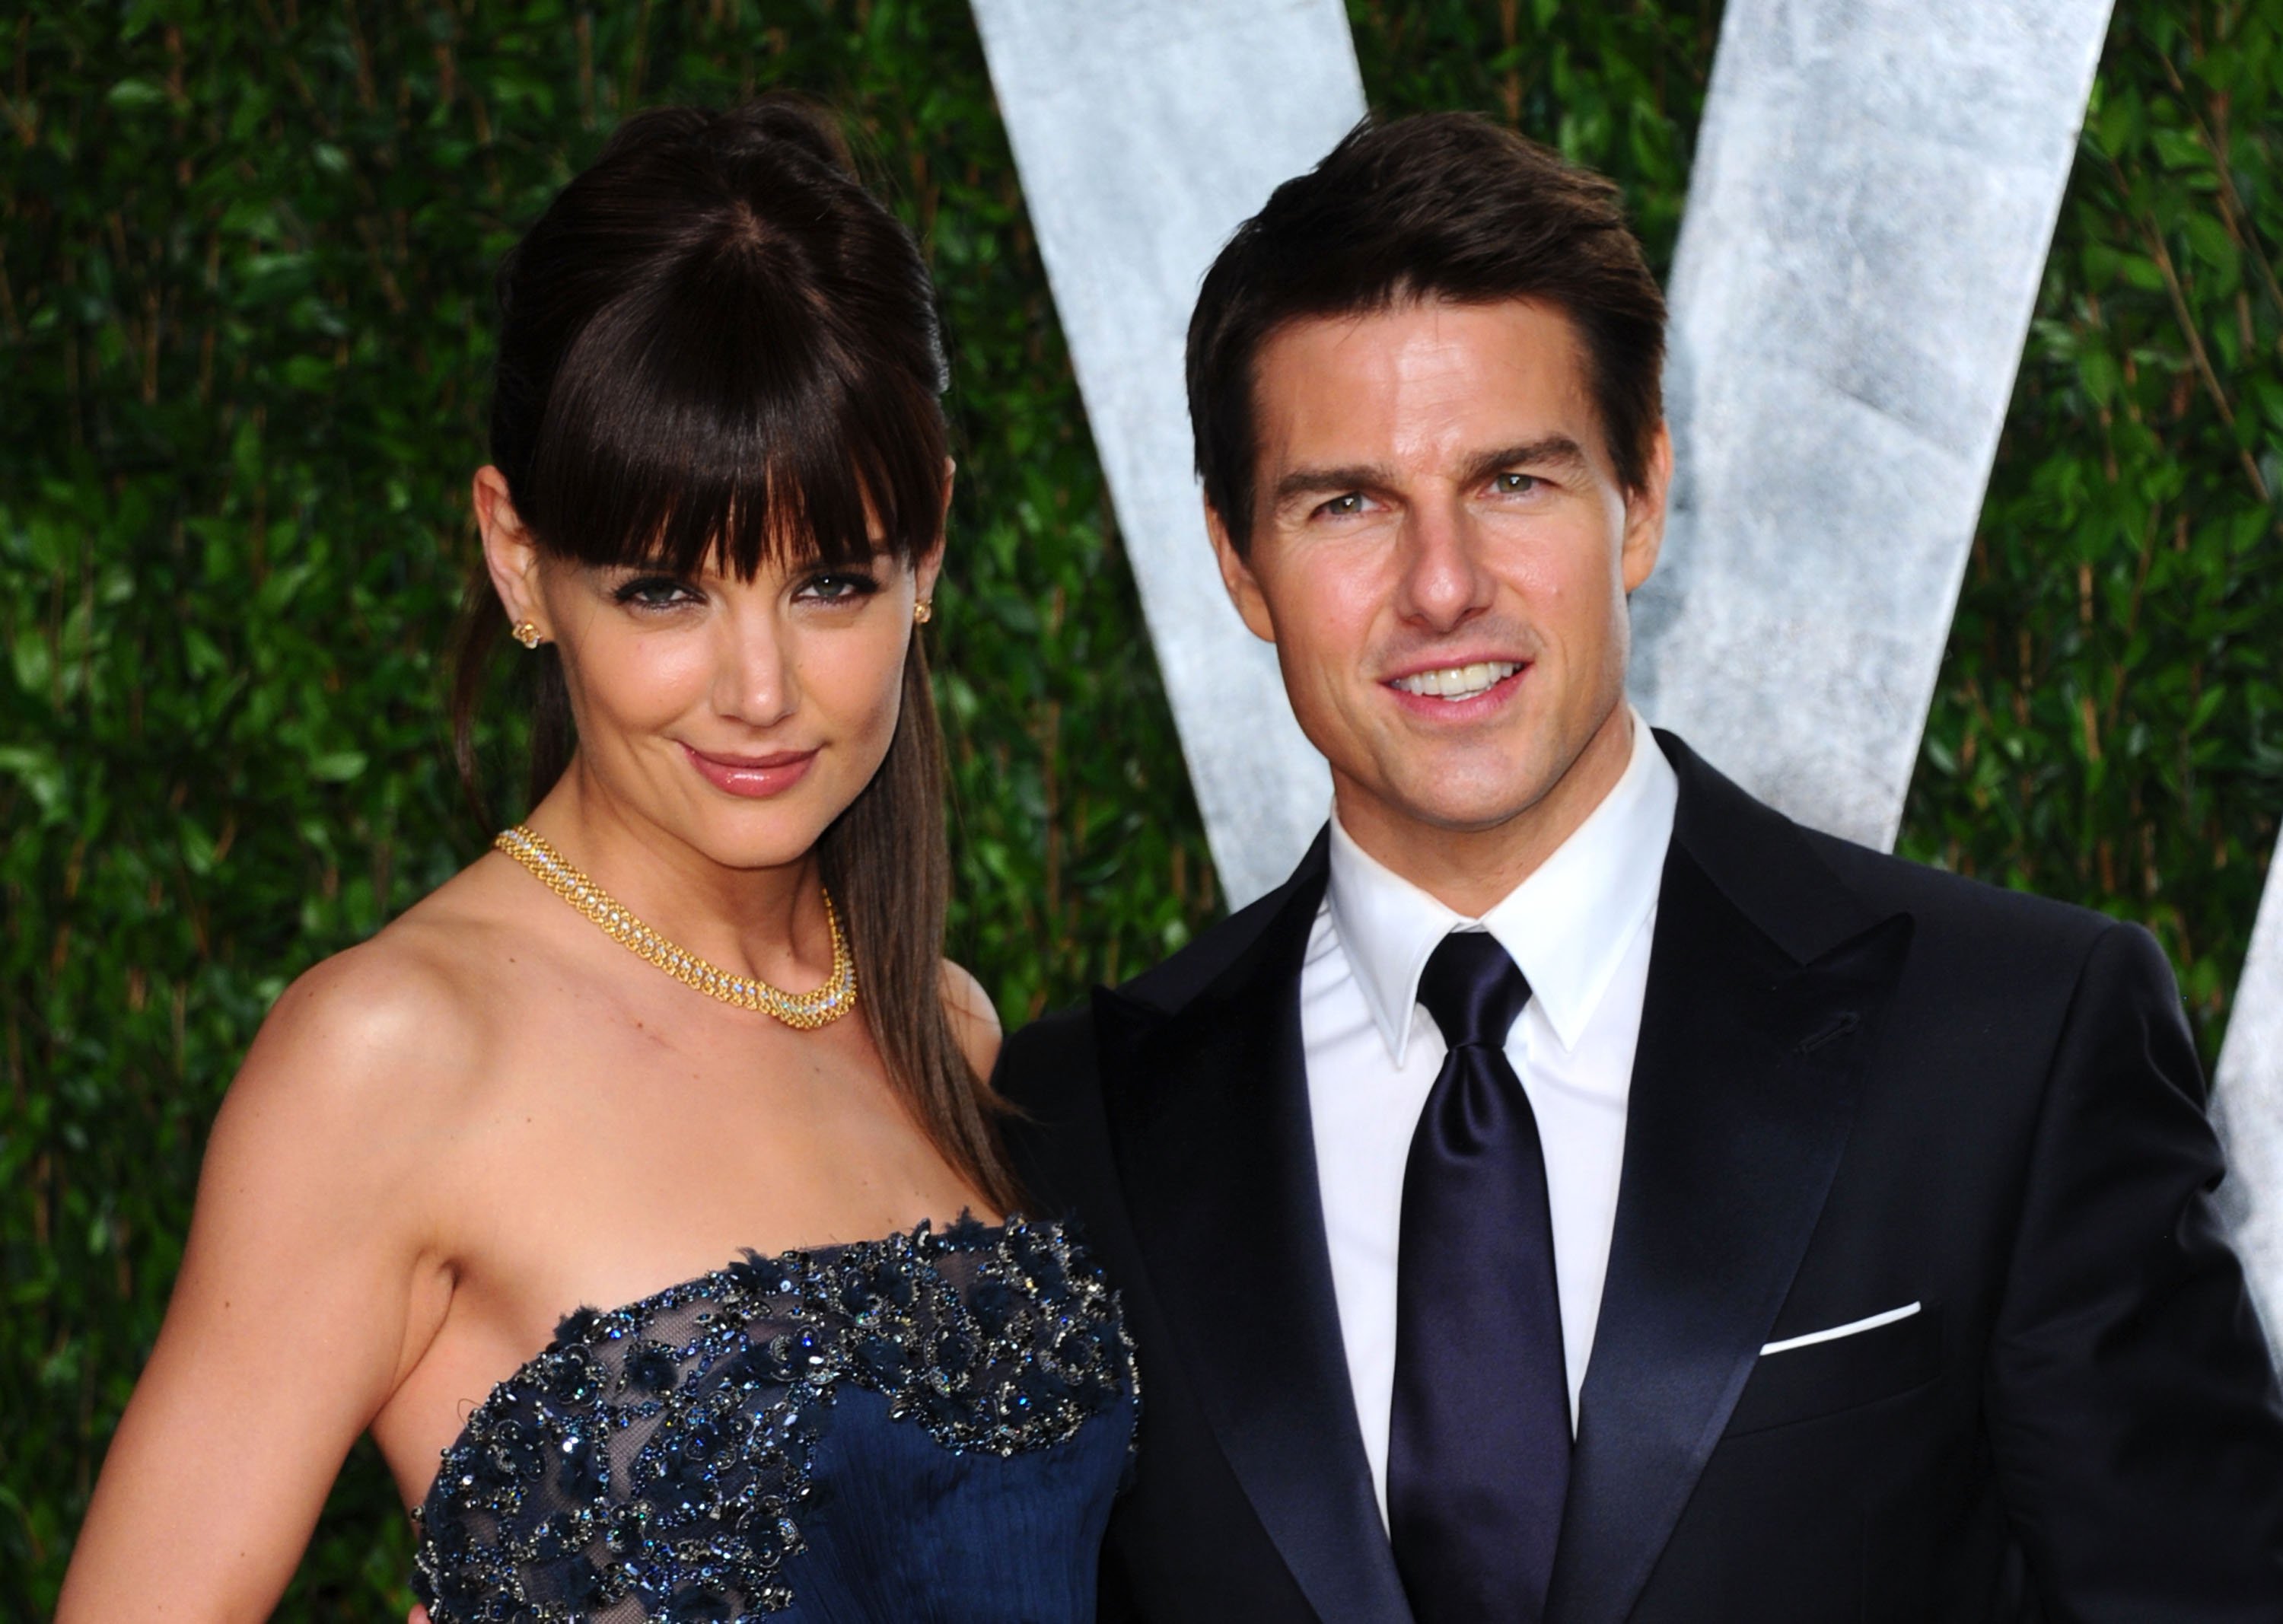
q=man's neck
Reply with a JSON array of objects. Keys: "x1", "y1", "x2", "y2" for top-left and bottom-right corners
[{"x1": 1333, "y1": 705, "x2": 1638, "y2": 918}]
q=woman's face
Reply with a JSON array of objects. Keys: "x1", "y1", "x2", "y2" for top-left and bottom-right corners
[{"x1": 478, "y1": 467, "x2": 944, "y2": 871}]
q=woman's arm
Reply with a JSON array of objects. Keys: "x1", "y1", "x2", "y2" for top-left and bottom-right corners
[{"x1": 56, "y1": 944, "x2": 467, "y2": 1623}]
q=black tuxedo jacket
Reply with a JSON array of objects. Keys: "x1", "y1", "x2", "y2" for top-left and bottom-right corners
[{"x1": 995, "y1": 734, "x2": 2283, "y2": 1622}]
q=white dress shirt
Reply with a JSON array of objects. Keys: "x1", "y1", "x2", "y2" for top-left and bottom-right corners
[{"x1": 1301, "y1": 712, "x2": 1679, "y2": 1521}]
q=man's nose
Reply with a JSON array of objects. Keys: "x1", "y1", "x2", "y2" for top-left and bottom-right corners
[{"x1": 1396, "y1": 497, "x2": 1495, "y2": 630}]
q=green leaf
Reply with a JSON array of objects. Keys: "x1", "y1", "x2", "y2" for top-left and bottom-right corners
[
  {"x1": 2190, "y1": 685, "x2": 2227, "y2": 733},
  {"x1": 104, "y1": 78, "x2": 167, "y2": 110},
  {"x1": 0, "y1": 744, "x2": 67, "y2": 818},
  {"x1": 2151, "y1": 127, "x2": 2209, "y2": 170},
  {"x1": 2094, "y1": 91, "x2": 2141, "y2": 158},
  {"x1": 10, "y1": 627, "x2": 53, "y2": 696},
  {"x1": 2117, "y1": 253, "x2": 2167, "y2": 291},
  {"x1": 2183, "y1": 212, "x2": 2240, "y2": 282},
  {"x1": 282, "y1": 353, "x2": 336, "y2": 390},
  {"x1": 307, "y1": 750, "x2": 371, "y2": 782}
]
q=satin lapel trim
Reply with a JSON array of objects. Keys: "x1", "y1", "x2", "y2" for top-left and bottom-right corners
[
  {"x1": 1547, "y1": 845, "x2": 1913, "y2": 1624},
  {"x1": 1096, "y1": 858, "x2": 1415, "y2": 1624}
]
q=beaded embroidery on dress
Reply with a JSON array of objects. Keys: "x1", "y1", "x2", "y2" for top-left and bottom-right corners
[{"x1": 412, "y1": 1215, "x2": 1136, "y2": 1623}]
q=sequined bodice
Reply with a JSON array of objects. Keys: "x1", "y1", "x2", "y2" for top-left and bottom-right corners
[{"x1": 412, "y1": 1216, "x2": 1136, "y2": 1622}]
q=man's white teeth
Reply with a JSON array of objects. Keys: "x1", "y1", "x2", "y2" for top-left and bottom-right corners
[{"x1": 1392, "y1": 661, "x2": 1521, "y2": 700}]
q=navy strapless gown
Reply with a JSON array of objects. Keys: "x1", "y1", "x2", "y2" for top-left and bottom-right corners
[{"x1": 412, "y1": 1215, "x2": 1136, "y2": 1622}]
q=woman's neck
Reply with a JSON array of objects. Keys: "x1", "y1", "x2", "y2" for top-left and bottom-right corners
[{"x1": 519, "y1": 759, "x2": 835, "y2": 990}]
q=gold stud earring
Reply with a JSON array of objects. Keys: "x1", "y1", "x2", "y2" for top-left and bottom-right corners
[
  {"x1": 912, "y1": 600, "x2": 934, "y2": 626},
  {"x1": 511, "y1": 620, "x2": 543, "y2": 650}
]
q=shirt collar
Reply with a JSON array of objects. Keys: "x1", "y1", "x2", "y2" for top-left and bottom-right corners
[{"x1": 1325, "y1": 710, "x2": 1679, "y2": 1065}]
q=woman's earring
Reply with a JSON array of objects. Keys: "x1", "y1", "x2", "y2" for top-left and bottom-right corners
[
  {"x1": 511, "y1": 620, "x2": 543, "y2": 650},
  {"x1": 912, "y1": 600, "x2": 934, "y2": 626}
]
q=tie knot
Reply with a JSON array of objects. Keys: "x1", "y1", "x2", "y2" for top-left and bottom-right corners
[{"x1": 1417, "y1": 931, "x2": 1532, "y2": 1052}]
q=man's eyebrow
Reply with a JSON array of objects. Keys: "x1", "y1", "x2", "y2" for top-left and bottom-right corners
[
  {"x1": 1272, "y1": 438, "x2": 1592, "y2": 506},
  {"x1": 1272, "y1": 463, "x2": 1397, "y2": 504},
  {"x1": 1460, "y1": 436, "x2": 1590, "y2": 486}
]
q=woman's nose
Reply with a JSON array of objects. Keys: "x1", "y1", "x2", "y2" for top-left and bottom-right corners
[{"x1": 712, "y1": 614, "x2": 797, "y2": 728}]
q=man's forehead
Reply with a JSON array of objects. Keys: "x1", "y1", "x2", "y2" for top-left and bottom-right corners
[
  {"x1": 1252, "y1": 298, "x2": 1602, "y2": 467},
  {"x1": 1259, "y1": 295, "x2": 1586, "y2": 373}
]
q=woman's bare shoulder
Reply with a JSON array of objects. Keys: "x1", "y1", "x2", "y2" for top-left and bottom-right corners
[
  {"x1": 219, "y1": 855, "x2": 529, "y2": 1154},
  {"x1": 940, "y1": 960, "x2": 1004, "y2": 1078}
]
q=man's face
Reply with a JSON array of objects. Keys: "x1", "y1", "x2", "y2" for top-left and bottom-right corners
[{"x1": 1212, "y1": 298, "x2": 1669, "y2": 855}]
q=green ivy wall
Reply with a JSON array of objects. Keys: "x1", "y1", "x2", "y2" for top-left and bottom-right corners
[{"x1": 2, "y1": 1, "x2": 2275, "y2": 1614}]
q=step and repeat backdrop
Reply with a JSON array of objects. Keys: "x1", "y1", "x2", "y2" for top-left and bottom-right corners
[{"x1": 3, "y1": 2, "x2": 2277, "y2": 1613}]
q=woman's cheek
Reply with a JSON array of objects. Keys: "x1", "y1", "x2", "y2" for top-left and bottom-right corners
[
  {"x1": 607, "y1": 625, "x2": 715, "y2": 728},
  {"x1": 815, "y1": 620, "x2": 903, "y2": 727}
]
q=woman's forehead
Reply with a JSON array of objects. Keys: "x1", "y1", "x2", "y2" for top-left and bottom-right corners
[{"x1": 575, "y1": 537, "x2": 898, "y2": 578}]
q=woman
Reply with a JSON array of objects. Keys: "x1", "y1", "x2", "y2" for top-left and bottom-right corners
[{"x1": 57, "y1": 99, "x2": 1135, "y2": 1622}]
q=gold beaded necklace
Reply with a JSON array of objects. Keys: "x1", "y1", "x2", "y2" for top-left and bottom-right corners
[{"x1": 493, "y1": 824, "x2": 858, "y2": 1030}]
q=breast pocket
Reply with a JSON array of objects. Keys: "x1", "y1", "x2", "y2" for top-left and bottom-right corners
[{"x1": 1723, "y1": 1302, "x2": 1941, "y2": 1438}]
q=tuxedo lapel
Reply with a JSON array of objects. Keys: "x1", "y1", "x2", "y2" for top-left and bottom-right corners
[
  {"x1": 1096, "y1": 836, "x2": 1414, "y2": 1624},
  {"x1": 1547, "y1": 738, "x2": 1915, "y2": 1624}
]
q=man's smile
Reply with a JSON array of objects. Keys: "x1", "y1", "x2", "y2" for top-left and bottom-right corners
[{"x1": 1387, "y1": 660, "x2": 1524, "y2": 700}]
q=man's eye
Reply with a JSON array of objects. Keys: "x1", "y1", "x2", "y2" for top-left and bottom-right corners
[
  {"x1": 1495, "y1": 472, "x2": 1539, "y2": 494},
  {"x1": 1321, "y1": 494, "x2": 1366, "y2": 517},
  {"x1": 612, "y1": 575, "x2": 699, "y2": 609},
  {"x1": 798, "y1": 572, "x2": 881, "y2": 603}
]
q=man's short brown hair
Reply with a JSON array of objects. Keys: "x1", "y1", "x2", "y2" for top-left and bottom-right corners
[{"x1": 1186, "y1": 111, "x2": 1667, "y2": 549}]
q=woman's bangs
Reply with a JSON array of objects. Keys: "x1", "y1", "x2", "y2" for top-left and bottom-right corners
[{"x1": 524, "y1": 263, "x2": 944, "y2": 581}]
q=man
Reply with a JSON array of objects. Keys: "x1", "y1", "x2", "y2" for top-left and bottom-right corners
[{"x1": 995, "y1": 112, "x2": 2283, "y2": 1622}]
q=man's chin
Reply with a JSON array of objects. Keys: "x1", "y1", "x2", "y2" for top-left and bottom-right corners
[
  {"x1": 1367, "y1": 773, "x2": 1560, "y2": 839},
  {"x1": 1400, "y1": 798, "x2": 1554, "y2": 837},
  {"x1": 1326, "y1": 738, "x2": 1575, "y2": 845}
]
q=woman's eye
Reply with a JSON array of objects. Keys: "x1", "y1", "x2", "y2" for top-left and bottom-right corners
[
  {"x1": 797, "y1": 572, "x2": 881, "y2": 604},
  {"x1": 1494, "y1": 472, "x2": 1540, "y2": 494},
  {"x1": 611, "y1": 575, "x2": 700, "y2": 609}
]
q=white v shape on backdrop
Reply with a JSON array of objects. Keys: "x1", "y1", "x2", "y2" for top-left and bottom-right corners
[{"x1": 967, "y1": 0, "x2": 2283, "y2": 1346}]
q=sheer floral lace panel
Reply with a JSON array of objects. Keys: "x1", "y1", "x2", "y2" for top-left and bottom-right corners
[{"x1": 412, "y1": 1215, "x2": 1136, "y2": 1624}]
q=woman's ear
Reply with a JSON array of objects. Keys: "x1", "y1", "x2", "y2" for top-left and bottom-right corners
[
  {"x1": 915, "y1": 457, "x2": 955, "y2": 605},
  {"x1": 473, "y1": 467, "x2": 546, "y2": 635}
]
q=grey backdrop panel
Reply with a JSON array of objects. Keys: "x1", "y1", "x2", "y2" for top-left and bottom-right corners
[
  {"x1": 970, "y1": 0, "x2": 1360, "y2": 907},
  {"x1": 2218, "y1": 873, "x2": 2283, "y2": 1338},
  {"x1": 1629, "y1": 0, "x2": 2114, "y2": 850}
]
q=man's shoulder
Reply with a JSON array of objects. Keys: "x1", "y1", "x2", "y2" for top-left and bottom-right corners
[
  {"x1": 1796, "y1": 821, "x2": 2116, "y2": 958},
  {"x1": 997, "y1": 851, "x2": 1321, "y2": 1099},
  {"x1": 1664, "y1": 731, "x2": 2125, "y2": 985},
  {"x1": 1119, "y1": 871, "x2": 1317, "y2": 1013},
  {"x1": 1772, "y1": 817, "x2": 2169, "y2": 1026}
]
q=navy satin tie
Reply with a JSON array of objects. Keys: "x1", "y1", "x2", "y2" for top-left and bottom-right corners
[{"x1": 1387, "y1": 931, "x2": 1569, "y2": 1622}]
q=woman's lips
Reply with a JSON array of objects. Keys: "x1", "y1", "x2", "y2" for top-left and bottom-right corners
[{"x1": 682, "y1": 744, "x2": 818, "y2": 798}]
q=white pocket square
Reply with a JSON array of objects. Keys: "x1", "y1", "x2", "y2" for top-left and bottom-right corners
[{"x1": 1759, "y1": 1301, "x2": 1922, "y2": 1357}]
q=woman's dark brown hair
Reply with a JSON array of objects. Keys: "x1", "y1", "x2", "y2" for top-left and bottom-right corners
[
  {"x1": 450, "y1": 97, "x2": 1017, "y2": 1210},
  {"x1": 1187, "y1": 110, "x2": 1668, "y2": 549}
]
